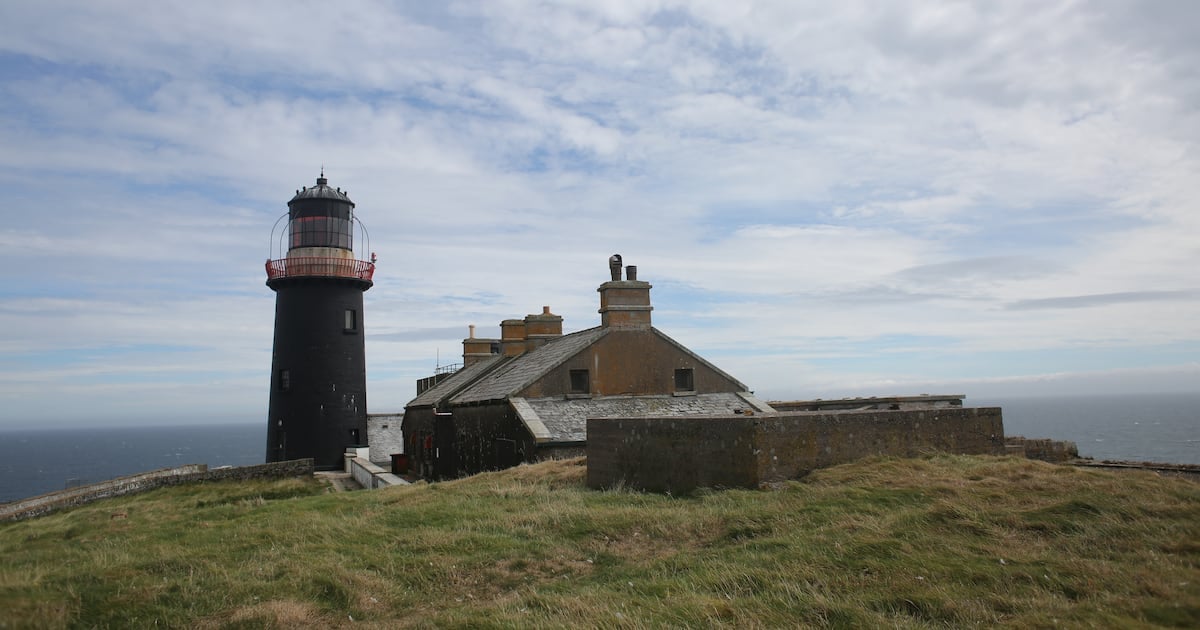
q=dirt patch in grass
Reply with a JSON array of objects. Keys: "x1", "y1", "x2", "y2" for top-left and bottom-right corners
[{"x1": 204, "y1": 598, "x2": 323, "y2": 627}]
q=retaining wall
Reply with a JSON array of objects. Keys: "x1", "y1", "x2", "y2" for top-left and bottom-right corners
[
  {"x1": 587, "y1": 408, "x2": 1004, "y2": 492},
  {"x1": 1005, "y1": 435, "x2": 1079, "y2": 463},
  {"x1": 1, "y1": 459, "x2": 314, "y2": 522},
  {"x1": 345, "y1": 454, "x2": 408, "y2": 489}
]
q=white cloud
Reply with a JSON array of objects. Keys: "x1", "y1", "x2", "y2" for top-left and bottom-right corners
[{"x1": 1, "y1": 0, "x2": 1198, "y2": 425}]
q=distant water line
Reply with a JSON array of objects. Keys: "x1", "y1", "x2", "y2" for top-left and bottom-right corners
[
  {"x1": 976, "y1": 392, "x2": 1200, "y2": 465},
  {"x1": 1, "y1": 394, "x2": 1197, "y2": 503},
  {"x1": 0, "y1": 423, "x2": 264, "y2": 503}
]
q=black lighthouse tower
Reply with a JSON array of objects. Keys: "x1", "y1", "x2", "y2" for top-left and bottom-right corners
[{"x1": 265, "y1": 173, "x2": 375, "y2": 469}]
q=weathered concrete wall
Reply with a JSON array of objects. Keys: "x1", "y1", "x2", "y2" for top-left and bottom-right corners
[
  {"x1": 587, "y1": 408, "x2": 1004, "y2": 492},
  {"x1": 1, "y1": 459, "x2": 314, "y2": 522},
  {"x1": 587, "y1": 416, "x2": 758, "y2": 492},
  {"x1": 367, "y1": 413, "x2": 405, "y2": 464},
  {"x1": 756, "y1": 408, "x2": 1004, "y2": 482},
  {"x1": 770, "y1": 395, "x2": 964, "y2": 411},
  {"x1": 435, "y1": 403, "x2": 534, "y2": 480}
]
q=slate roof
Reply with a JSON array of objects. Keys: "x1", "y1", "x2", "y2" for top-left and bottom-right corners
[
  {"x1": 514, "y1": 392, "x2": 776, "y2": 443},
  {"x1": 408, "y1": 355, "x2": 506, "y2": 407},
  {"x1": 450, "y1": 326, "x2": 610, "y2": 404}
]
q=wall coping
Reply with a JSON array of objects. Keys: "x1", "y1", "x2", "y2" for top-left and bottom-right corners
[{"x1": 1, "y1": 459, "x2": 315, "y2": 523}]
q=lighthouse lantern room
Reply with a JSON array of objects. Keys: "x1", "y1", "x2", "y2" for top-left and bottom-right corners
[{"x1": 265, "y1": 172, "x2": 375, "y2": 469}]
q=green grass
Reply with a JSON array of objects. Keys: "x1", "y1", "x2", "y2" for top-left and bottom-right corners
[{"x1": 2, "y1": 455, "x2": 1198, "y2": 628}]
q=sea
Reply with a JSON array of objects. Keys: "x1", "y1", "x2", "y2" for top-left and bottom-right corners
[
  {"x1": 974, "y1": 392, "x2": 1199, "y2": 466},
  {"x1": 1, "y1": 392, "x2": 1197, "y2": 504},
  {"x1": 0, "y1": 423, "x2": 264, "y2": 504}
]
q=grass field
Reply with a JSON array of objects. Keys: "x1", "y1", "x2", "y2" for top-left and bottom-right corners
[{"x1": 1, "y1": 454, "x2": 1198, "y2": 628}]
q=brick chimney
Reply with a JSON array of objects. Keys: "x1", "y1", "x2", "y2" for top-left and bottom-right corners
[
  {"x1": 462, "y1": 324, "x2": 500, "y2": 367},
  {"x1": 500, "y1": 318, "x2": 527, "y2": 356},
  {"x1": 524, "y1": 306, "x2": 563, "y2": 351},
  {"x1": 598, "y1": 254, "x2": 652, "y2": 328}
]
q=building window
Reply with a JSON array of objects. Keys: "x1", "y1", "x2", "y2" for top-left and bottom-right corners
[
  {"x1": 569, "y1": 369, "x2": 590, "y2": 394},
  {"x1": 344, "y1": 309, "x2": 357, "y2": 333},
  {"x1": 278, "y1": 369, "x2": 290, "y2": 391},
  {"x1": 674, "y1": 368, "x2": 694, "y2": 392}
]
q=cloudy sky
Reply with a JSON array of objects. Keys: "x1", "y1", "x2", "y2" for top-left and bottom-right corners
[{"x1": 1, "y1": 1, "x2": 1197, "y2": 428}]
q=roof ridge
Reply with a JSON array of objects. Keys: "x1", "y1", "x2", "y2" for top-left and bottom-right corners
[{"x1": 406, "y1": 355, "x2": 509, "y2": 407}]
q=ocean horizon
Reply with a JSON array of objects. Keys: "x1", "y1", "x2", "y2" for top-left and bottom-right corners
[
  {"x1": 975, "y1": 391, "x2": 1200, "y2": 466},
  {"x1": 0, "y1": 423, "x2": 265, "y2": 504},
  {"x1": 1, "y1": 391, "x2": 1197, "y2": 503}
]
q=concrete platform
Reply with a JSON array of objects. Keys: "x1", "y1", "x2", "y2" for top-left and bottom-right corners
[{"x1": 314, "y1": 471, "x2": 363, "y2": 492}]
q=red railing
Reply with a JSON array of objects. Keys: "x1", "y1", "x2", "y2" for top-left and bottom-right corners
[{"x1": 265, "y1": 257, "x2": 376, "y2": 282}]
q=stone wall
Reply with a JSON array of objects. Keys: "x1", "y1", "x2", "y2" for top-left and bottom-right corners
[
  {"x1": 587, "y1": 408, "x2": 1004, "y2": 492},
  {"x1": 367, "y1": 413, "x2": 405, "y2": 464},
  {"x1": 1, "y1": 459, "x2": 314, "y2": 522},
  {"x1": 1071, "y1": 460, "x2": 1200, "y2": 480},
  {"x1": 201, "y1": 459, "x2": 314, "y2": 483},
  {"x1": 1005, "y1": 435, "x2": 1079, "y2": 463}
]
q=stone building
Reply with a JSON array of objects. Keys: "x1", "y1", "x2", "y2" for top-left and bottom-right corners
[{"x1": 400, "y1": 256, "x2": 773, "y2": 480}]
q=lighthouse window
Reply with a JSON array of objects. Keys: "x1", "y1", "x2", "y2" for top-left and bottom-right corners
[
  {"x1": 290, "y1": 216, "x2": 353, "y2": 249},
  {"x1": 344, "y1": 309, "x2": 358, "y2": 332},
  {"x1": 278, "y1": 369, "x2": 291, "y2": 391}
]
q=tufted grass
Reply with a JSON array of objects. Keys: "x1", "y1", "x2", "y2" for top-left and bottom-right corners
[{"x1": 1, "y1": 455, "x2": 1198, "y2": 628}]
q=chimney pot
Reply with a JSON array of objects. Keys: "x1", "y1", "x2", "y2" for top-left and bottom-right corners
[
  {"x1": 609, "y1": 254, "x2": 623, "y2": 281},
  {"x1": 626, "y1": 265, "x2": 637, "y2": 281},
  {"x1": 542, "y1": 305, "x2": 551, "y2": 315},
  {"x1": 463, "y1": 325, "x2": 499, "y2": 367}
]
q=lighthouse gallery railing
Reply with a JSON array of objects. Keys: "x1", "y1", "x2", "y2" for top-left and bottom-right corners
[{"x1": 265, "y1": 257, "x2": 376, "y2": 281}]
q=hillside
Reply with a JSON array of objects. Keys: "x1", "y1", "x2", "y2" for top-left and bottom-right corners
[{"x1": 1, "y1": 455, "x2": 1198, "y2": 628}]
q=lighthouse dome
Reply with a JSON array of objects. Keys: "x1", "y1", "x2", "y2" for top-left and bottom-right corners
[{"x1": 288, "y1": 174, "x2": 355, "y2": 207}]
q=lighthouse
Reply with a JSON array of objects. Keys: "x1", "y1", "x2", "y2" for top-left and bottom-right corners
[{"x1": 265, "y1": 172, "x2": 375, "y2": 469}]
